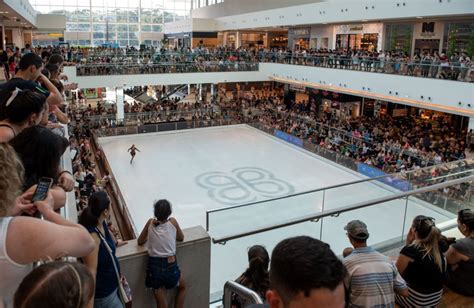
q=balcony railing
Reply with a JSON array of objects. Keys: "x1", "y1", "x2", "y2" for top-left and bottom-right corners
[
  {"x1": 75, "y1": 61, "x2": 259, "y2": 76},
  {"x1": 71, "y1": 51, "x2": 472, "y2": 82}
]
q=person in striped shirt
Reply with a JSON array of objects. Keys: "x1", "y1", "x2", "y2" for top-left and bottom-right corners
[{"x1": 343, "y1": 220, "x2": 409, "y2": 308}]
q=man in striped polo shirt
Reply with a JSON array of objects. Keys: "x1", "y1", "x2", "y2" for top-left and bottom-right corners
[{"x1": 343, "y1": 220, "x2": 409, "y2": 308}]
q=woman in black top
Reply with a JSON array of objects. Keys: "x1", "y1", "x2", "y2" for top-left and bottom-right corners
[
  {"x1": 232, "y1": 245, "x2": 270, "y2": 307},
  {"x1": 445, "y1": 209, "x2": 474, "y2": 296},
  {"x1": 395, "y1": 216, "x2": 447, "y2": 307}
]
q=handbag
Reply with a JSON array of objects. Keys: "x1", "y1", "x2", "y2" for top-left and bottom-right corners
[{"x1": 96, "y1": 228, "x2": 132, "y2": 307}]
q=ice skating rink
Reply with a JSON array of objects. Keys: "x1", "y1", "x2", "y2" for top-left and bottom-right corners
[{"x1": 99, "y1": 125, "x2": 454, "y2": 296}]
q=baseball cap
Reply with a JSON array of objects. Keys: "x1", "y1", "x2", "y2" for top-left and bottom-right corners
[{"x1": 344, "y1": 220, "x2": 369, "y2": 240}]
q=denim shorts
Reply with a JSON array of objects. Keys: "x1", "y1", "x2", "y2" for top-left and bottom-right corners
[
  {"x1": 145, "y1": 256, "x2": 181, "y2": 290},
  {"x1": 94, "y1": 288, "x2": 123, "y2": 308}
]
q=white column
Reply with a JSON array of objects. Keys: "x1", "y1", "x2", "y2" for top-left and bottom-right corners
[
  {"x1": 11, "y1": 28, "x2": 24, "y2": 48},
  {"x1": 235, "y1": 31, "x2": 241, "y2": 48},
  {"x1": 115, "y1": 87, "x2": 125, "y2": 124},
  {"x1": 210, "y1": 84, "x2": 215, "y2": 96},
  {"x1": 198, "y1": 84, "x2": 203, "y2": 101},
  {"x1": 188, "y1": 84, "x2": 191, "y2": 95}
]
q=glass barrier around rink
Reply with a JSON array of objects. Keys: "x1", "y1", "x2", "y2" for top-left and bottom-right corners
[
  {"x1": 75, "y1": 62, "x2": 259, "y2": 76},
  {"x1": 207, "y1": 176, "x2": 472, "y2": 301},
  {"x1": 205, "y1": 164, "x2": 472, "y2": 239},
  {"x1": 94, "y1": 119, "x2": 240, "y2": 137}
]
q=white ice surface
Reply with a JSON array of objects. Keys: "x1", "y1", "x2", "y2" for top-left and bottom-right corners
[{"x1": 99, "y1": 125, "x2": 454, "y2": 296}]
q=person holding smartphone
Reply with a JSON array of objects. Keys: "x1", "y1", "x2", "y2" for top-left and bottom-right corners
[{"x1": 0, "y1": 143, "x2": 95, "y2": 308}]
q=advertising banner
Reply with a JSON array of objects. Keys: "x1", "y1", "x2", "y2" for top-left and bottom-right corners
[
  {"x1": 274, "y1": 130, "x2": 304, "y2": 148},
  {"x1": 357, "y1": 163, "x2": 411, "y2": 192}
]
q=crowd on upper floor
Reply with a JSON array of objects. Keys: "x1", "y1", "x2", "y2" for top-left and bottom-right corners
[
  {"x1": 5, "y1": 44, "x2": 469, "y2": 81},
  {"x1": 71, "y1": 45, "x2": 472, "y2": 80}
]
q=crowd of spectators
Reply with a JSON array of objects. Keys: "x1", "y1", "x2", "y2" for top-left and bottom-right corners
[
  {"x1": 231, "y1": 89, "x2": 469, "y2": 173},
  {"x1": 232, "y1": 210, "x2": 474, "y2": 307},
  {"x1": 1, "y1": 44, "x2": 472, "y2": 81},
  {"x1": 40, "y1": 45, "x2": 472, "y2": 81},
  {"x1": 0, "y1": 47, "x2": 473, "y2": 308}
]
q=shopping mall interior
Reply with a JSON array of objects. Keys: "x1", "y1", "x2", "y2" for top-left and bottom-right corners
[{"x1": 0, "y1": 0, "x2": 473, "y2": 307}]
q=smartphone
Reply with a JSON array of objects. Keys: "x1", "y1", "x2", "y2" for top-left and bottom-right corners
[{"x1": 31, "y1": 177, "x2": 53, "y2": 202}]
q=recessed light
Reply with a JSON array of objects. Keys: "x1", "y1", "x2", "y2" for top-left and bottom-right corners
[
  {"x1": 362, "y1": 19, "x2": 368, "y2": 22},
  {"x1": 416, "y1": 16, "x2": 423, "y2": 19}
]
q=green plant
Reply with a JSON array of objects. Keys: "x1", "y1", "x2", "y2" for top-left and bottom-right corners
[
  {"x1": 447, "y1": 25, "x2": 458, "y2": 57},
  {"x1": 467, "y1": 29, "x2": 474, "y2": 58}
]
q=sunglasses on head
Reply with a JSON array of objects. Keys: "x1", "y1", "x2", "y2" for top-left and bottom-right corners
[{"x1": 413, "y1": 216, "x2": 435, "y2": 231}]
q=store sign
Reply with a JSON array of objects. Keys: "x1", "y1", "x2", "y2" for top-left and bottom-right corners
[
  {"x1": 335, "y1": 23, "x2": 382, "y2": 34},
  {"x1": 48, "y1": 33, "x2": 63, "y2": 37},
  {"x1": 392, "y1": 108, "x2": 408, "y2": 117},
  {"x1": 420, "y1": 22, "x2": 436, "y2": 37},
  {"x1": 289, "y1": 28, "x2": 310, "y2": 37},
  {"x1": 349, "y1": 26, "x2": 363, "y2": 31},
  {"x1": 289, "y1": 84, "x2": 306, "y2": 92}
]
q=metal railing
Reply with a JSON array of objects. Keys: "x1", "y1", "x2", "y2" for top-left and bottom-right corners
[
  {"x1": 211, "y1": 175, "x2": 473, "y2": 244},
  {"x1": 75, "y1": 61, "x2": 259, "y2": 76},
  {"x1": 94, "y1": 119, "x2": 240, "y2": 137},
  {"x1": 60, "y1": 124, "x2": 78, "y2": 222},
  {"x1": 223, "y1": 281, "x2": 264, "y2": 308},
  {"x1": 205, "y1": 159, "x2": 473, "y2": 231},
  {"x1": 70, "y1": 50, "x2": 471, "y2": 82}
]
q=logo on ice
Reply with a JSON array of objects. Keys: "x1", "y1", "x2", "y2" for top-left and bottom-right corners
[{"x1": 196, "y1": 167, "x2": 295, "y2": 205}]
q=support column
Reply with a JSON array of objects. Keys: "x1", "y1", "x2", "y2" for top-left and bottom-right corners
[
  {"x1": 361, "y1": 97, "x2": 365, "y2": 116},
  {"x1": 210, "y1": 84, "x2": 215, "y2": 97},
  {"x1": 187, "y1": 84, "x2": 191, "y2": 95},
  {"x1": 235, "y1": 31, "x2": 241, "y2": 48},
  {"x1": 115, "y1": 87, "x2": 125, "y2": 124},
  {"x1": 198, "y1": 84, "x2": 203, "y2": 101}
]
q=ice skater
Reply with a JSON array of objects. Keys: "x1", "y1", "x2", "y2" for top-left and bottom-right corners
[{"x1": 128, "y1": 144, "x2": 141, "y2": 164}]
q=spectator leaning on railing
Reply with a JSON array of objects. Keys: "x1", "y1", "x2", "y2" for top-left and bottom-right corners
[{"x1": 0, "y1": 53, "x2": 63, "y2": 107}]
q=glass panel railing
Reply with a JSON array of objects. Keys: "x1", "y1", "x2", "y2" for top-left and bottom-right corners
[
  {"x1": 320, "y1": 197, "x2": 410, "y2": 255},
  {"x1": 206, "y1": 166, "x2": 473, "y2": 238},
  {"x1": 76, "y1": 62, "x2": 259, "y2": 76},
  {"x1": 210, "y1": 219, "x2": 322, "y2": 302},
  {"x1": 208, "y1": 176, "x2": 472, "y2": 299},
  {"x1": 70, "y1": 51, "x2": 470, "y2": 82}
]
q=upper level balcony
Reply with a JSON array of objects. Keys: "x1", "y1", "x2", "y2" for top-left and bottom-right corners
[{"x1": 65, "y1": 53, "x2": 474, "y2": 117}]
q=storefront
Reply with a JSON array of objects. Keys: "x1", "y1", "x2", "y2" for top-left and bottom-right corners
[
  {"x1": 334, "y1": 23, "x2": 383, "y2": 51},
  {"x1": 165, "y1": 32, "x2": 191, "y2": 48},
  {"x1": 288, "y1": 27, "x2": 311, "y2": 50},
  {"x1": 411, "y1": 21, "x2": 444, "y2": 55},
  {"x1": 32, "y1": 30, "x2": 64, "y2": 47}
]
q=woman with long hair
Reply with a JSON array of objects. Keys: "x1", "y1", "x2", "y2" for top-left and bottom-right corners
[
  {"x1": 14, "y1": 261, "x2": 95, "y2": 308},
  {"x1": 137, "y1": 199, "x2": 186, "y2": 308},
  {"x1": 395, "y1": 215, "x2": 447, "y2": 307},
  {"x1": 10, "y1": 126, "x2": 70, "y2": 210},
  {"x1": 0, "y1": 89, "x2": 48, "y2": 142},
  {"x1": 445, "y1": 209, "x2": 474, "y2": 296},
  {"x1": 0, "y1": 143, "x2": 95, "y2": 308},
  {"x1": 79, "y1": 191, "x2": 124, "y2": 308},
  {"x1": 232, "y1": 245, "x2": 270, "y2": 307}
]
